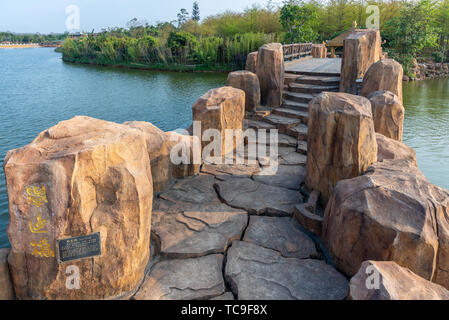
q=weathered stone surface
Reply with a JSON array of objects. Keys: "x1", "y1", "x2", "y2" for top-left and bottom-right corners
[
  {"x1": 256, "y1": 43, "x2": 284, "y2": 108},
  {"x1": 367, "y1": 91, "x2": 404, "y2": 141},
  {"x1": 253, "y1": 165, "x2": 306, "y2": 190},
  {"x1": 293, "y1": 204, "x2": 323, "y2": 237},
  {"x1": 361, "y1": 59, "x2": 404, "y2": 103},
  {"x1": 192, "y1": 86, "x2": 245, "y2": 158},
  {"x1": 159, "y1": 175, "x2": 220, "y2": 206},
  {"x1": 0, "y1": 248, "x2": 14, "y2": 300},
  {"x1": 278, "y1": 147, "x2": 307, "y2": 166},
  {"x1": 311, "y1": 44, "x2": 327, "y2": 58},
  {"x1": 306, "y1": 92, "x2": 378, "y2": 203},
  {"x1": 3, "y1": 116, "x2": 153, "y2": 299},
  {"x1": 245, "y1": 51, "x2": 258, "y2": 73},
  {"x1": 134, "y1": 254, "x2": 225, "y2": 300},
  {"x1": 151, "y1": 201, "x2": 248, "y2": 258},
  {"x1": 124, "y1": 121, "x2": 171, "y2": 192},
  {"x1": 349, "y1": 261, "x2": 449, "y2": 300},
  {"x1": 322, "y1": 160, "x2": 449, "y2": 289},
  {"x1": 166, "y1": 130, "x2": 201, "y2": 178},
  {"x1": 201, "y1": 162, "x2": 260, "y2": 180},
  {"x1": 215, "y1": 177, "x2": 303, "y2": 216},
  {"x1": 340, "y1": 29, "x2": 381, "y2": 94},
  {"x1": 225, "y1": 241, "x2": 348, "y2": 300},
  {"x1": 226, "y1": 71, "x2": 261, "y2": 112},
  {"x1": 210, "y1": 292, "x2": 235, "y2": 300},
  {"x1": 243, "y1": 216, "x2": 317, "y2": 259},
  {"x1": 376, "y1": 133, "x2": 417, "y2": 166}
]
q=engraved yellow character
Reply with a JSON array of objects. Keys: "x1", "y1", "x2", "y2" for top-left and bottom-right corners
[
  {"x1": 29, "y1": 212, "x2": 48, "y2": 234},
  {"x1": 26, "y1": 185, "x2": 48, "y2": 208},
  {"x1": 30, "y1": 238, "x2": 55, "y2": 258}
]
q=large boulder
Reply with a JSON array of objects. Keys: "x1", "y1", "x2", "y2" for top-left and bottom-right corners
[
  {"x1": 340, "y1": 29, "x2": 382, "y2": 94},
  {"x1": 192, "y1": 86, "x2": 245, "y2": 159},
  {"x1": 3, "y1": 116, "x2": 153, "y2": 299},
  {"x1": 323, "y1": 160, "x2": 449, "y2": 289},
  {"x1": 245, "y1": 52, "x2": 258, "y2": 74},
  {"x1": 349, "y1": 261, "x2": 449, "y2": 300},
  {"x1": 226, "y1": 71, "x2": 261, "y2": 112},
  {"x1": 311, "y1": 44, "x2": 327, "y2": 58},
  {"x1": 361, "y1": 59, "x2": 404, "y2": 103},
  {"x1": 368, "y1": 91, "x2": 404, "y2": 141},
  {"x1": 0, "y1": 248, "x2": 14, "y2": 300},
  {"x1": 306, "y1": 92, "x2": 378, "y2": 204},
  {"x1": 376, "y1": 133, "x2": 417, "y2": 166},
  {"x1": 256, "y1": 43, "x2": 284, "y2": 108}
]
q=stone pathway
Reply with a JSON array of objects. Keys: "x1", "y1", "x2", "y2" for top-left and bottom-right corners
[{"x1": 132, "y1": 70, "x2": 348, "y2": 300}]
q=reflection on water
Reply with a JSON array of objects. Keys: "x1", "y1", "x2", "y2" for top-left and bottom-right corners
[
  {"x1": 403, "y1": 79, "x2": 449, "y2": 191},
  {"x1": 0, "y1": 48, "x2": 226, "y2": 248}
]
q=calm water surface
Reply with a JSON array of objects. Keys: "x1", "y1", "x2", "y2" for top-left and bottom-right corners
[
  {"x1": 0, "y1": 48, "x2": 226, "y2": 248},
  {"x1": 0, "y1": 49, "x2": 448, "y2": 248}
]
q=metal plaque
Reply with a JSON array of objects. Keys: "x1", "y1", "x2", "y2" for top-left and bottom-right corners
[{"x1": 56, "y1": 233, "x2": 101, "y2": 263}]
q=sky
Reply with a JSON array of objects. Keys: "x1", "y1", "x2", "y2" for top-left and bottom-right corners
[{"x1": 0, "y1": 0, "x2": 282, "y2": 34}]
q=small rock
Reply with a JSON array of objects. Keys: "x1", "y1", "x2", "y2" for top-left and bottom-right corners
[
  {"x1": 376, "y1": 133, "x2": 417, "y2": 166},
  {"x1": 349, "y1": 261, "x2": 449, "y2": 300}
]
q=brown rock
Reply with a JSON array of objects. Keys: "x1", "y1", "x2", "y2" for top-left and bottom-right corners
[
  {"x1": 349, "y1": 261, "x2": 449, "y2": 300},
  {"x1": 4, "y1": 116, "x2": 153, "y2": 299},
  {"x1": 340, "y1": 29, "x2": 382, "y2": 94},
  {"x1": 361, "y1": 59, "x2": 404, "y2": 103},
  {"x1": 245, "y1": 52, "x2": 258, "y2": 74},
  {"x1": 311, "y1": 44, "x2": 327, "y2": 58},
  {"x1": 166, "y1": 130, "x2": 201, "y2": 178},
  {"x1": 0, "y1": 248, "x2": 14, "y2": 300},
  {"x1": 256, "y1": 43, "x2": 284, "y2": 108},
  {"x1": 226, "y1": 71, "x2": 261, "y2": 112},
  {"x1": 192, "y1": 86, "x2": 245, "y2": 158},
  {"x1": 306, "y1": 92, "x2": 378, "y2": 204},
  {"x1": 322, "y1": 160, "x2": 449, "y2": 289},
  {"x1": 376, "y1": 133, "x2": 417, "y2": 166},
  {"x1": 368, "y1": 91, "x2": 404, "y2": 141}
]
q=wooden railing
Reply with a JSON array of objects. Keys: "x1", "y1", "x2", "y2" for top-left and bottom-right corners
[{"x1": 283, "y1": 43, "x2": 313, "y2": 61}]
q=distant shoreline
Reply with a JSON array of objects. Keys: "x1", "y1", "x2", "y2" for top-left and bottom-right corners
[{"x1": 0, "y1": 44, "x2": 41, "y2": 49}]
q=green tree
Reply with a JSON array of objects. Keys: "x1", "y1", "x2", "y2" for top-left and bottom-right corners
[
  {"x1": 177, "y1": 8, "x2": 190, "y2": 28},
  {"x1": 280, "y1": 0, "x2": 318, "y2": 43},
  {"x1": 192, "y1": 2, "x2": 201, "y2": 21}
]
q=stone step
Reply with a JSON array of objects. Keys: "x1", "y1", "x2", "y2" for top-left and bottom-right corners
[
  {"x1": 288, "y1": 70, "x2": 341, "y2": 77},
  {"x1": 262, "y1": 114, "x2": 302, "y2": 130},
  {"x1": 272, "y1": 107, "x2": 308, "y2": 123},
  {"x1": 297, "y1": 140, "x2": 307, "y2": 155},
  {"x1": 244, "y1": 119, "x2": 276, "y2": 131},
  {"x1": 282, "y1": 99, "x2": 309, "y2": 112},
  {"x1": 247, "y1": 133, "x2": 297, "y2": 148},
  {"x1": 284, "y1": 73, "x2": 299, "y2": 86},
  {"x1": 283, "y1": 91, "x2": 316, "y2": 104},
  {"x1": 289, "y1": 83, "x2": 339, "y2": 94},
  {"x1": 294, "y1": 75, "x2": 341, "y2": 86},
  {"x1": 284, "y1": 123, "x2": 308, "y2": 141}
]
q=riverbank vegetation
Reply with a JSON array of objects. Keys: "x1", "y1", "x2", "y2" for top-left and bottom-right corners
[
  {"x1": 0, "y1": 32, "x2": 67, "y2": 44},
  {"x1": 60, "y1": 0, "x2": 449, "y2": 73}
]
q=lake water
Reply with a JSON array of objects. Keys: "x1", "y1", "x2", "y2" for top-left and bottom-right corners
[{"x1": 0, "y1": 48, "x2": 448, "y2": 249}]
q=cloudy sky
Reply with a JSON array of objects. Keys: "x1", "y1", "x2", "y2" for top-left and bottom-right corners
[{"x1": 0, "y1": 0, "x2": 282, "y2": 34}]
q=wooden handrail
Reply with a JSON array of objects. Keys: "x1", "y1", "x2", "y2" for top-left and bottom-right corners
[{"x1": 283, "y1": 43, "x2": 313, "y2": 61}]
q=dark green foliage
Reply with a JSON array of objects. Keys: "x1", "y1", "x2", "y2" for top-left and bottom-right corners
[{"x1": 192, "y1": 2, "x2": 201, "y2": 21}]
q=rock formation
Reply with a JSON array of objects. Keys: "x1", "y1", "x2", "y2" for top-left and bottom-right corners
[
  {"x1": 349, "y1": 261, "x2": 449, "y2": 300},
  {"x1": 192, "y1": 86, "x2": 245, "y2": 159},
  {"x1": 361, "y1": 59, "x2": 404, "y2": 103},
  {"x1": 323, "y1": 160, "x2": 449, "y2": 289},
  {"x1": 376, "y1": 133, "x2": 417, "y2": 166},
  {"x1": 3, "y1": 116, "x2": 153, "y2": 299},
  {"x1": 306, "y1": 92, "x2": 378, "y2": 203},
  {"x1": 256, "y1": 43, "x2": 284, "y2": 108},
  {"x1": 311, "y1": 44, "x2": 327, "y2": 58},
  {"x1": 368, "y1": 91, "x2": 404, "y2": 141},
  {"x1": 226, "y1": 71, "x2": 261, "y2": 112},
  {"x1": 245, "y1": 52, "x2": 258, "y2": 74},
  {"x1": 340, "y1": 29, "x2": 382, "y2": 94},
  {"x1": 0, "y1": 248, "x2": 14, "y2": 300}
]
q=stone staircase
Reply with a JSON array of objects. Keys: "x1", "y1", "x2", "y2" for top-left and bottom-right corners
[{"x1": 246, "y1": 72, "x2": 340, "y2": 156}]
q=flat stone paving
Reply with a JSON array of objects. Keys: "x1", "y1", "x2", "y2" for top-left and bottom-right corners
[{"x1": 285, "y1": 58, "x2": 342, "y2": 75}]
